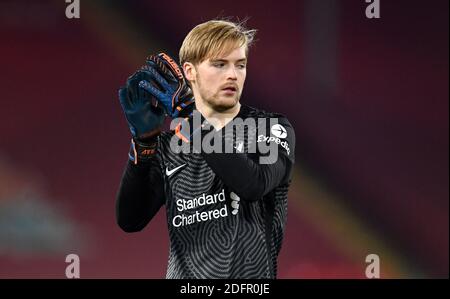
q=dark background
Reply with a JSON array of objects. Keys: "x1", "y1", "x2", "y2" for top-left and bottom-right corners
[{"x1": 0, "y1": 0, "x2": 448, "y2": 278}]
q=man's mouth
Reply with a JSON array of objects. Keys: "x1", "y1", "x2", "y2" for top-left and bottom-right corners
[{"x1": 221, "y1": 85, "x2": 238, "y2": 93}]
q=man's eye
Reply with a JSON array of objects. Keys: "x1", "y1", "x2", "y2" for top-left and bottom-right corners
[
  {"x1": 237, "y1": 64, "x2": 246, "y2": 69},
  {"x1": 213, "y1": 63, "x2": 224, "y2": 68}
]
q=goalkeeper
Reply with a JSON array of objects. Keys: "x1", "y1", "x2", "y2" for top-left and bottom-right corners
[{"x1": 116, "y1": 19, "x2": 295, "y2": 279}]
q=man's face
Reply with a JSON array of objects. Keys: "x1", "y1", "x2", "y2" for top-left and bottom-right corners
[{"x1": 188, "y1": 45, "x2": 247, "y2": 111}]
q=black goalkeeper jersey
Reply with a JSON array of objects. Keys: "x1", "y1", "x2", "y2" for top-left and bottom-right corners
[{"x1": 116, "y1": 104, "x2": 295, "y2": 279}]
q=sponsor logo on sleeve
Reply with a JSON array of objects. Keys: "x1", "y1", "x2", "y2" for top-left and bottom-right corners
[{"x1": 257, "y1": 124, "x2": 290, "y2": 155}]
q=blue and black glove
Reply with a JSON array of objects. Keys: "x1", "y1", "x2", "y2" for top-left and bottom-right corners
[
  {"x1": 138, "y1": 52, "x2": 195, "y2": 118},
  {"x1": 119, "y1": 70, "x2": 165, "y2": 164}
]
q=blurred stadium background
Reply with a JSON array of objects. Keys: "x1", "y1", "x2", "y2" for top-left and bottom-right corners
[{"x1": 0, "y1": 0, "x2": 448, "y2": 278}]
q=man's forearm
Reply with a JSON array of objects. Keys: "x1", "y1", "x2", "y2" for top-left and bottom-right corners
[
  {"x1": 202, "y1": 152, "x2": 292, "y2": 201},
  {"x1": 116, "y1": 159, "x2": 164, "y2": 232}
]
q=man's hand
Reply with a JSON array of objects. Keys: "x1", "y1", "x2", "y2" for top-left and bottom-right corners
[
  {"x1": 138, "y1": 53, "x2": 195, "y2": 118},
  {"x1": 119, "y1": 70, "x2": 165, "y2": 140},
  {"x1": 119, "y1": 70, "x2": 166, "y2": 164}
]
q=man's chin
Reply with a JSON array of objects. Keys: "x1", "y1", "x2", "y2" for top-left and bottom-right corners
[{"x1": 211, "y1": 96, "x2": 240, "y2": 111}]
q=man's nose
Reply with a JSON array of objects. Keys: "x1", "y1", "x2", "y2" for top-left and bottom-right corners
[{"x1": 226, "y1": 66, "x2": 238, "y2": 80}]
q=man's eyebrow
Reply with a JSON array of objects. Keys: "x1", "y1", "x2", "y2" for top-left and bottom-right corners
[{"x1": 210, "y1": 58, "x2": 247, "y2": 63}]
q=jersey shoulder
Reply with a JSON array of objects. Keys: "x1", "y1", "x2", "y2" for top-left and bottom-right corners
[{"x1": 242, "y1": 104, "x2": 293, "y2": 128}]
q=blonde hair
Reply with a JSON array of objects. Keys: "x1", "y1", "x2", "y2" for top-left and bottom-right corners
[{"x1": 179, "y1": 19, "x2": 257, "y2": 66}]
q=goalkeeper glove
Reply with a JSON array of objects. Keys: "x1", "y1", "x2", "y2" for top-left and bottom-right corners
[
  {"x1": 138, "y1": 52, "x2": 195, "y2": 118},
  {"x1": 118, "y1": 70, "x2": 165, "y2": 164}
]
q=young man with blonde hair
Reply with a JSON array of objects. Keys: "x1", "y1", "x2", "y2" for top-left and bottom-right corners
[{"x1": 117, "y1": 19, "x2": 295, "y2": 279}]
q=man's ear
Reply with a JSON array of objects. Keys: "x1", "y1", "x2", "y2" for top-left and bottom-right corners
[{"x1": 183, "y1": 62, "x2": 196, "y2": 82}]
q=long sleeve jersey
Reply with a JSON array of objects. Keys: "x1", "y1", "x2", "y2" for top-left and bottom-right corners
[{"x1": 116, "y1": 104, "x2": 295, "y2": 279}]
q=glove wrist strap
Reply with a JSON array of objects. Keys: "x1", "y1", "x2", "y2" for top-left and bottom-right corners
[{"x1": 129, "y1": 138, "x2": 158, "y2": 164}]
